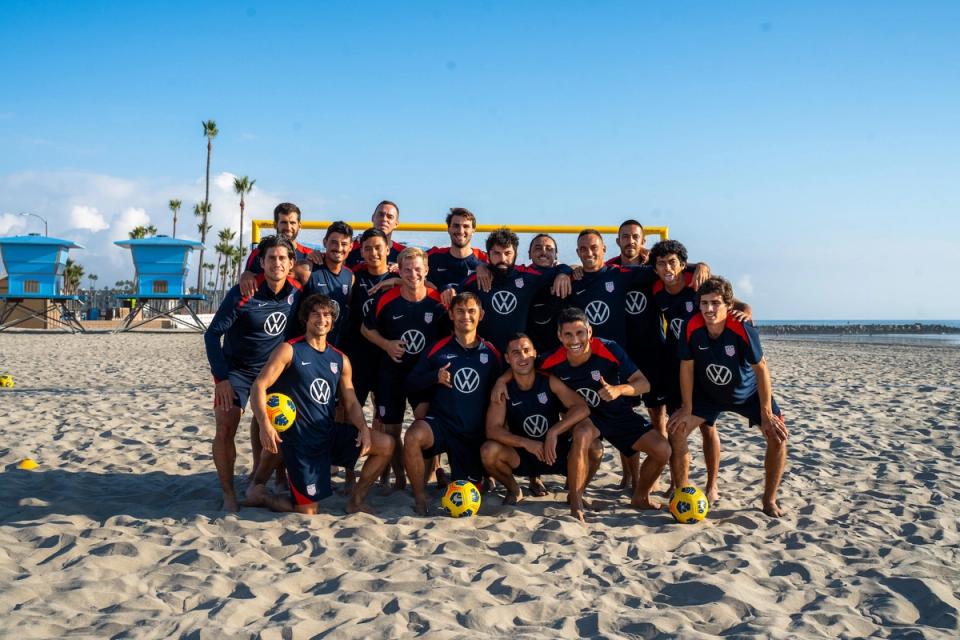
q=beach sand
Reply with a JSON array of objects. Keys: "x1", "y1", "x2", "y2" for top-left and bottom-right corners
[{"x1": 1, "y1": 333, "x2": 958, "y2": 638}]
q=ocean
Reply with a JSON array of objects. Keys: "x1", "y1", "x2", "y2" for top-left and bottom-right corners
[{"x1": 756, "y1": 320, "x2": 960, "y2": 347}]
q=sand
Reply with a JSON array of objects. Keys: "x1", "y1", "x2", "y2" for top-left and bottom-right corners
[{"x1": 1, "y1": 333, "x2": 958, "y2": 638}]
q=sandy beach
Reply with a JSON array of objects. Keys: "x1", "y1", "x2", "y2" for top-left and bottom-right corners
[{"x1": 1, "y1": 332, "x2": 958, "y2": 638}]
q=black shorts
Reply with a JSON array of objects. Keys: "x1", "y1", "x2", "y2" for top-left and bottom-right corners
[
  {"x1": 422, "y1": 417, "x2": 484, "y2": 484},
  {"x1": 226, "y1": 367, "x2": 258, "y2": 409},
  {"x1": 281, "y1": 422, "x2": 362, "y2": 505},
  {"x1": 630, "y1": 346, "x2": 669, "y2": 409},
  {"x1": 376, "y1": 368, "x2": 431, "y2": 424},
  {"x1": 593, "y1": 412, "x2": 653, "y2": 457},
  {"x1": 692, "y1": 394, "x2": 783, "y2": 428},
  {"x1": 513, "y1": 437, "x2": 572, "y2": 478}
]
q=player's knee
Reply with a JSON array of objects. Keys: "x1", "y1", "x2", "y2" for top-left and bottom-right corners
[
  {"x1": 648, "y1": 434, "x2": 671, "y2": 463},
  {"x1": 588, "y1": 438, "x2": 603, "y2": 459},
  {"x1": 373, "y1": 430, "x2": 395, "y2": 456},
  {"x1": 480, "y1": 441, "x2": 502, "y2": 466},
  {"x1": 572, "y1": 421, "x2": 598, "y2": 445},
  {"x1": 403, "y1": 421, "x2": 429, "y2": 450}
]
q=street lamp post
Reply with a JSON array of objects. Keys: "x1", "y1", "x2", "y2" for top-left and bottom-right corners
[{"x1": 18, "y1": 212, "x2": 48, "y2": 236}]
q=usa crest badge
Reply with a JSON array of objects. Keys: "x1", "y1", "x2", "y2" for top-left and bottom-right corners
[
  {"x1": 287, "y1": 294, "x2": 295, "y2": 305},
  {"x1": 537, "y1": 392, "x2": 548, "y2": 404},
  {"x1": 686, "y1": 301, "x2": 694, "y2": 313},
  {"x1": 424, "y1": 312, "x2": 433, "y2": 323},
  {"x1": 515, "y1": 278, "x2": 524, "y2": 288},
  {"x1": 591, "y1": 370, "x2": 601, "y2": 381},
  {"x1": 330, "y1": 362, "x2": 339, "y2": 374},
  {"x1": 605, "y1": 281, "x2": 614, "y2": 292},
  {"x1": 342, "y1": 283, "x2": 349, "y2": 295},
  {"x1": 725, "y1": 345, "x2": 736, "y2": 357},
  {"x1": 480, "y1": 353, "x2": 489, "y2": 364}
]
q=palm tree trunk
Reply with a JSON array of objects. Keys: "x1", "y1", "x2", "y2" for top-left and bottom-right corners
[
  {"x1": 236, "y1": 196, "x2": 245, "y2": 282},
  {"x1": 213, "y1": 254, "x2": 222, "y2": 298},
  {"x1": 197, "y1": 138, "x2": 212, "y2": 293}
]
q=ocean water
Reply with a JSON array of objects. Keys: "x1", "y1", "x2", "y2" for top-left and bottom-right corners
[{"x1": 757, "y1": 320, "x2": 960, "y2": 347}]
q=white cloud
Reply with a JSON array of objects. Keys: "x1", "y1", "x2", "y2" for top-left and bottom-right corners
[
  {"x1": 0, "y1": 213, "x2": 27, "y2": 235},
  {"x1": 736, "y1": 274, "x2": 754, "y2": 296},
  {"x1": 70, "y1": 205, "x2": 109, "y2": 232},
  {"x1": 0, "y1": 170, "x2": 287, "y2": 288}
]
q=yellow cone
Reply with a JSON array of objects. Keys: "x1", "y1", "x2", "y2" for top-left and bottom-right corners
[{"x1": 18, "y1": 458, "x2": 38, "y2": 470}]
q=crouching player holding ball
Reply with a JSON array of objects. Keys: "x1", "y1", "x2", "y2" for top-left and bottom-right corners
[
  {"x1": 667, "y1": 276, "x2": 788, "y2": 517},
  {"x1": 246, "y1": 294, "x2": 395, "y2": 515}
]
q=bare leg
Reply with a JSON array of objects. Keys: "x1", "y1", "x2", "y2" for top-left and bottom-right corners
[
  {"x1": 244, "y1": 449, "x2": 283, "y2": 505},
  {"x1": 647, "y1": 405, "x2": 667, "y2": 491},
  {"x1": 346, "y1": 431, "x2": 395, "y2": 514},
  {"x1": 528, "y1": 476, "x2": 548, "y2": 497},
  {"x1": 567, "y1": 421, "x2": 601, "y2": 521},
  {"x1": 481, "y1": 441, "x2": 522, "y2": 504},
  {"x1": 213, "y1": 406, "x2": 242, "y2": 511},
  {"x1": 668, "y1": 420, "x2": 702, "y2": 491},
  {"x1": 701, "y1": 424, "x2": 720, "y2": 502},
  {"x1": 762, "y1": 432, "x2": 787, "y2": 517},
  {"x1": 248, "y1": 415, "x2": 262, "y2": 482},
  {"x1": 630, "y1": 430, "x2": 671, "y2": 510},
  {"x1": 403, "y1": 420, "x2": 435, "y2": 515},
  {"x1": 382, "y1": 423, "x2": 405, "y2": 491}
]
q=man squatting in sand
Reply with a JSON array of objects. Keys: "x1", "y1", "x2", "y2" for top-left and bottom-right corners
[
  {"x1": 667, "y1": 276, "x2": 787, "y2": 517},
  {"x1": 204, "y1": 235, "x2": 304, "y2": 511},
  {"x1": 481, "y1": 333, "x2": 604, "y2": 521},
  {"x1": 246, "y1": 293, "x2": 395, "y2": 514}
]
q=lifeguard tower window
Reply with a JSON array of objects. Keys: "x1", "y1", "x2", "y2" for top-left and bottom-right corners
[
  {"x1": 24, "y1": 280, "x2": 39, "y2": 294},
  {"x1": 152, "y1": 280, "x2": 169, "y2": 294}
]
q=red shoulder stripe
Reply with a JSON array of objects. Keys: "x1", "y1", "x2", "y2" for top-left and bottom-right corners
[
  {"x1": 482, "y1": 340, "x2": 502, "y2": 363},
  {"x1": 426, "y1": 288, "x2": 444, "y2": 302},
  {"x1": 683, "y1": 272, "x2": 694, "y2": 288},
  {"x1": 392, "y1": 241, "x2": 406, "y2": 251},
  {"x1": 287, "y1": 335, "x2": 306, "y2": 345},
  {"x1": 238, "y1": 274, "x2": 268, "y2": 307},
  {"x1": 474, "y1": 248, "x2": 488, "y2": 261},
  {"x1": 375, "y1": 286, "x2": 403, "y2": 317},
  {"x1": 427, "y1": 246, "x2": 448, "y2": 256},
  {"x1": 540, "y1": 346, "x2": 568, "y2": 370},
  {"x1": 725, "y1": 315, "x2": 750, "y2": 343},
  {"x1": 428, "y1": 334, "x2": 454, "y2": 358},
  {"x1": 652, "y1": 280, "x2": 665, "y2": 294},
  {"x1": 686, "y1": 314, "x2": 706, "y2": 341},
  {"x1": 514, "y1": 264, "x2": 542, "y2": 275},
  {"x1": 464, "y1": 274, "x2": 478, "y2": 287},
  {"x1": 295, "y1": 242, "x2": 312, "y2": 255},
  {"x1": 590, "y1": 338, "x2": 620, "y2": 365}
]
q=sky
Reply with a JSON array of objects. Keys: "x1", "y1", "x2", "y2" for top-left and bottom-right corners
[{"x1": 1, "y1": 1, "x2": 958, "y2": 319}]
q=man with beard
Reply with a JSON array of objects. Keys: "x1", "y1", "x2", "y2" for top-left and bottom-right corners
[
  {"x1": 442, "y1": 227, "x2": 572, "y2": 355},
  {"x1": 426, "y1": 208, "x2": 488, "y2": 290},
  {"x1": 240, "y1": 203, "x2": 313, "y2": 297},
  {"x1": 300, "y1": 221, "x2": 354, "y2": 347}
]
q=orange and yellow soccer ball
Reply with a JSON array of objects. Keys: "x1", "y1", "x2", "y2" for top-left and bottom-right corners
[
  {"x1": 441, "y1": 480, "x2": 481, "y2": 517},
  {"x1": 265, "y1": 393, "x2": 296, "y2": 432},
  {"x1": 670, "y1": 485, "x2": 709, "y2": 523}
]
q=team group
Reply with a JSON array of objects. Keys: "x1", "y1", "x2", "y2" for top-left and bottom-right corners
[{"x1": 204, "y1": 201, "x2": 788, "y2": 521}]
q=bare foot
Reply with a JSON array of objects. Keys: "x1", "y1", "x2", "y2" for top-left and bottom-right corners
[
  {"x1": 435, "y1": 468, "x2": 448, "y2": 490},
  {"x1": 617, "y1": 474, "x2": 633, "y2": 490},
  {"x1": 480, "y1": 476, "x2": 496, "y2": 494},
  {"x1": 413, "y1": 497, "x2": 428, "y2": 516},
  {"x1": 568, "y1": 495, "x2": 587, "y2": 522},
  {"x1": 706, "y1": 485, "x2": 719, "y2": 504},
  {"x1": 221, "y1": 494, "x2": 240, "y2": 512},
  {"x1": 763, "y1": 500, "x2": 785, "y2": 517},
  {"x1": 630, "y1": 496, "x2": 662, "y2": 511},
  {"x1": 528, "y1": 478, "x2": 548, "y2": 497},
  {"x1": 242, "y1": 484, "x2": 268, "y2": 508},
  {"x1": 502, "y1": 488, "x2": 523, "y2": 506},
  {"x1": 345, "y1": 500, "x2": 377, "y2": 515}
]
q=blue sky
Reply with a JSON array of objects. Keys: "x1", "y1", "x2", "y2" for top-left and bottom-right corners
[{"x1": 1, "y1": 1, "x2": 958, "y2": 319}]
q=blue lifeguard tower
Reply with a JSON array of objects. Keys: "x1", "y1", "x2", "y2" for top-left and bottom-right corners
[
  {"x1": 0, "y1": 234, "x2": 86, "y2": 332},
  {"x1": 113, "y1": 236, "x2": 207, "y2": 332}
]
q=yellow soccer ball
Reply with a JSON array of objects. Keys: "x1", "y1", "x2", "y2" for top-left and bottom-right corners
[
  {"x1": 265, "y1": 393, "x2": 296, "y2": 432},
  {"x1": 441, "y1": 480, "x2": 481, "y2": 518},
  {"x1": 670, "y1": 485, "x2": 709, "y2": 524},
  {"x1": 0, "y1": 375, "x2": 13, "y2": 388}
]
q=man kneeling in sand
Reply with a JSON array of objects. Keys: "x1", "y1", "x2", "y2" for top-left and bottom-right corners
[
  {"x1": 246, "y1": 294, "x2": 394, "y2": 515},
  {"x1": 667, "y1": 276, "x2": 788, "y2": 517},
  {"x1": 481, "y1": 333, "x2": 603, "y2": 521}
]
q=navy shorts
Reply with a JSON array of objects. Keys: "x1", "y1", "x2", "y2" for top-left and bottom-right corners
[
  {"x1": 692, "y1": 394, "x2": 783, "y2": 428},
  {"x1": 422, "y1": 417, "x2": 484, "y2": 484},
  {"x1": 593, "y1": 412, "x2": 653, "y2": 457},
  {"x1": 513, "y1": 437, "x2": 572, "y2": 478},
  {"x1": 376, "y1": 369, "x2": 430, "y2": 423},
  {"x1": 281, "y1": 422, "x2": 362, "y2": 505},
  {"x1": 630, "y1": 347, "x2": 669, "y2": 409},
  {"x1": 226, "y1": 367, "x2": 258, "y2": 409}
]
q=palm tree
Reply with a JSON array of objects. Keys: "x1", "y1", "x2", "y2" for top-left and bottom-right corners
[
  {"x1": 128, "y1": 225, "x2": 158, "y2": 239},
  {"x1": 233, "y1": 175, "x2": 255, "y2": 281},
  {"x1": 213, "y1": 228, "x2": 235, "y2": 296},
  {"x1": 169, "y1": 199, "x2": 182, "y2": 238},
  {"x1": 194, "y1": 201, "x2": 212, "y2": 293},
  {"x1": 198, "y1": 120, "x2": 218, "y2": 291},
  {"x1": 64, "y1": 259, "x2": 84, "y2": 295}
]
